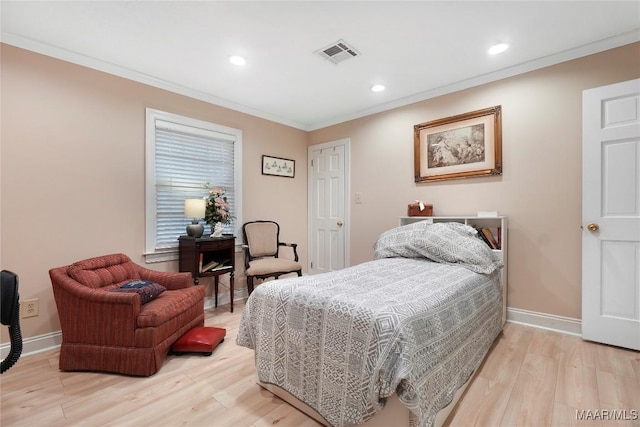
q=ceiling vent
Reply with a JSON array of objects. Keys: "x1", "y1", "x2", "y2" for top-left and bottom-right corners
[{"x1": 315, "y1": 39, "x2": 359, "y2": 65}]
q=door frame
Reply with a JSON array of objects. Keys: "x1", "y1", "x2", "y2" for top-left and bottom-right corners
[{"x1": 307, "y1": 138, "x2": 351, "y2": 273}]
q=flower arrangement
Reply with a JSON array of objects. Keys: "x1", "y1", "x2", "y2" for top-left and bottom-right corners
[{"x1": 204, "y1": 186, "x2": 233, "y2": 226}]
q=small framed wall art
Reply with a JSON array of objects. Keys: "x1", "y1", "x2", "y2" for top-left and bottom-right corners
[
  {"x1": 262, "y1": 155, "x2": 295, "y2": 178},
  {"x1": 414, "y1": 105, "x2": 502, "y2": 182}
]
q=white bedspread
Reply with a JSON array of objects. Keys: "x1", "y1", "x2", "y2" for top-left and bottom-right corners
[{"x1": 237, "y1": 257, "x2": 503, "y2": 427}]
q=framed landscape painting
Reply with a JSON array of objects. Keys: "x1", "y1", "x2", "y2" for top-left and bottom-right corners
[{"x1": 414, "y1": 106, "x2": 502, "y2": 182}]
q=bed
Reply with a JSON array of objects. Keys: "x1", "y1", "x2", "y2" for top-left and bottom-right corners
[{"x1": 236, "y1": 221, "x2": 505, "y2": 427}]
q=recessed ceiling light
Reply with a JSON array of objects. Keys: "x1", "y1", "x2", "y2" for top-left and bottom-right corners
[
  {"x1": 229, "y1": 56, "x2": 246, "y2": 66},
  {"x1": 488, "y1": 43, "x2": 509, "y2": 55},
  {"x1": 371, "y1": 84, "x2": 385, "y2": 92}
]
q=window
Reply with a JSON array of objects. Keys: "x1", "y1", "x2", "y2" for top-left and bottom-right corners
[{"x1": 145, "y1": 108, "x2": 242, "y2": 262}]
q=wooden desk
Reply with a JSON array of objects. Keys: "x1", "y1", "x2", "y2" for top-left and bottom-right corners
[{"x1": 178, "y1": 235, "x2": 235, "y2": 312}]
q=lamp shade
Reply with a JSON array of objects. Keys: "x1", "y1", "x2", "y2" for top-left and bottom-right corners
[{"x1": 184, "y1": 198, "x2": 206, "y2": 219}]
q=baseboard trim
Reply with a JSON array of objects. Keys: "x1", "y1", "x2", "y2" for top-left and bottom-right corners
[
  {"x1": 2, "y1": 305, "x2": 583, "y2": 360},
  {"x1": 507, "y1": 307, "x2": 582, "y2": 336},
  {"x1": 204, "y1": 288, "x2": 247, "y2": 311},
  {"x1": 0, "y1": 330, "x2": 62, "y2": 359}
]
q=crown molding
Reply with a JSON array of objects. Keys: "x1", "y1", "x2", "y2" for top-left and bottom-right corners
[
  {"x1": 307, "y1": 29, "x2": 640, "y2": 131},
  {"x1": 0, "y1": 33, "x2": 309, "y2": 130},
  {"x1": 3, "y1": 29, "x2": 638, "y2": 132}
]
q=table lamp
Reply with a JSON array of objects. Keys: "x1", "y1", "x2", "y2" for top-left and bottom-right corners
[{"x1": 184, "y1": 198, "x2": 206, "y2": 238}]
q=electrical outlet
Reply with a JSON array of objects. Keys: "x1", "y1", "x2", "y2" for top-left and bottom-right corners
[{"x1": 22, "y1": 298, "x2": 39, "y2": 318}]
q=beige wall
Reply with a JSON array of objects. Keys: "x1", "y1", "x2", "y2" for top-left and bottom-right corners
[
  {"x1": 0, "y1": 44, "x2": 309, "y2": 342},
  {"x1": 309, "y1": 42, "x2": 640, "y2": 320}
]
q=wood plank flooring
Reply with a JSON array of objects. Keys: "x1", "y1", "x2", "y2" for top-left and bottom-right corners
[{"x1": 1, "y1": 300, "x2": 638, "y2": 426}]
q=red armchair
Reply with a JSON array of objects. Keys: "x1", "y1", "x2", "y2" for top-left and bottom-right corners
[{"x1": 49, "y1": 253, "x2": 205, "y2": 376}]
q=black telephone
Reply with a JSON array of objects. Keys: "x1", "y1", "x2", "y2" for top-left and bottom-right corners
[{"x1": 1, "y1": 270, "x2": 22, "y2": 373}]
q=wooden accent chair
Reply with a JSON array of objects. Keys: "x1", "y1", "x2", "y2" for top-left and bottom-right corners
[
  {"x1": 242, "y1": 221, "x2": 302, "y2": 295},
  {"x1": 49, "y1": 253, "x2": 205, "y2": 376}
]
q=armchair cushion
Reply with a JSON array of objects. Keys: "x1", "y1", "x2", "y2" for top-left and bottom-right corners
[
  {"x1": 137, "y1": 287, "x2": 204, "y2": 328},
  {"x1": 67, "y1": 253, "x2": 140, "y2": 288},
  {"x1": 110, "y1": 280, "x2": 166, "y2": 304}
]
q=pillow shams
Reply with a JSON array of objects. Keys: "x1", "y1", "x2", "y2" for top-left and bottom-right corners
[
  {"x1": 373, "y1": 221, "x2": 503, "y2": 274},
  {"x1": 109, "y1": 280, "x2": 166, "y2": 304}
]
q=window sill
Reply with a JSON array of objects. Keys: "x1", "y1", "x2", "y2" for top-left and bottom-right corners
[{"x1": 144, "y1": 248, "x2": 179, "y2": 264}]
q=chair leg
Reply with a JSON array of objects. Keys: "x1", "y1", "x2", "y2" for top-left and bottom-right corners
[
  {"x1": 296, "y1": 270, "x2": 302, "y2": 277},
  {"x1": 214, "y1": 276, "x2": 219, "y2": 307},
  {"x1": 247, "y1": 276, "x2": 254, "y2": 295}
]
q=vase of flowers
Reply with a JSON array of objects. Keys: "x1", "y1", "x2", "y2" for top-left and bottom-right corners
[{"x1": 204, "y1": 186, "x2": 234, "y2": 237}]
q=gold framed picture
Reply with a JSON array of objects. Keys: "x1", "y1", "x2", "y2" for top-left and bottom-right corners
[{"x1": 414, "y1": 105, "x2": 502, "y2": 182}]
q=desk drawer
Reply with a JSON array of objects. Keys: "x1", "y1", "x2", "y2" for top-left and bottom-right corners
[{"x1": 197, "y1": 239, "x2": 233, "y2": 251}]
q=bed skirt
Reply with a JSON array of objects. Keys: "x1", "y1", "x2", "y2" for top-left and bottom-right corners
[{"x1": 257, "y1": 369, "x2": 478, "y2": 427}]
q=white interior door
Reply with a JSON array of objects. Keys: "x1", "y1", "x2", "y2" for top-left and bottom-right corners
[
  {"x1": 308, "y1": 139, "x2": 350, "y2": 275},
  {"x1": 582, "y1": 78, "x2": 640, "y2": 350}
]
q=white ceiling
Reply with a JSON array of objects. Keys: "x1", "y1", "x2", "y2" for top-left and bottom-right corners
[{"x1": 2, "y1": 1, "x2": 639, "y2": 131}]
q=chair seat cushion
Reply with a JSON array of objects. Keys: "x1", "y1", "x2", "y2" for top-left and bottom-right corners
[
  {"x1": 171, "y1": 326, "x2": 226, "y2": 354},
  {"x1": 246, "y1": 258, "x2": 302, "y2": 276}
]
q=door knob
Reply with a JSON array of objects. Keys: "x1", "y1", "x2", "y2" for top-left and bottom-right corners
[
  {"x1": 586, "y1": 223, "x2": 599, "y2": 232},
  {"x1": 337, "y1": 220, "x2": 344, "y2": 227}
]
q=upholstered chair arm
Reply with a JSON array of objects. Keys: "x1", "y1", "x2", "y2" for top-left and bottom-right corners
[
  {"x1": 278, "y1": 242, "x2": 299, "y2": 262},
  {"x1": 49, "y1": 268, "x2": 141, "y2": 346},
  {"x1": 137, "y1": 267, "x2": 193, "y2": 290}
]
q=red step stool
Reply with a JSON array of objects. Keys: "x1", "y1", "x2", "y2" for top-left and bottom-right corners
[{"x1": 171, "y1": 326, "x2": 226, "y2": 356}]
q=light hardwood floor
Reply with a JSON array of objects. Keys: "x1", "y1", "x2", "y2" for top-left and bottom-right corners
[{"x1": 1, "y1": 300, "x2": 638, "y2": 427}]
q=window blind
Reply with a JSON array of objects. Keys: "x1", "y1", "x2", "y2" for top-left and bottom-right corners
[{"x1": 154, "y1": 123, "x2": 235, "y2": 249}]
